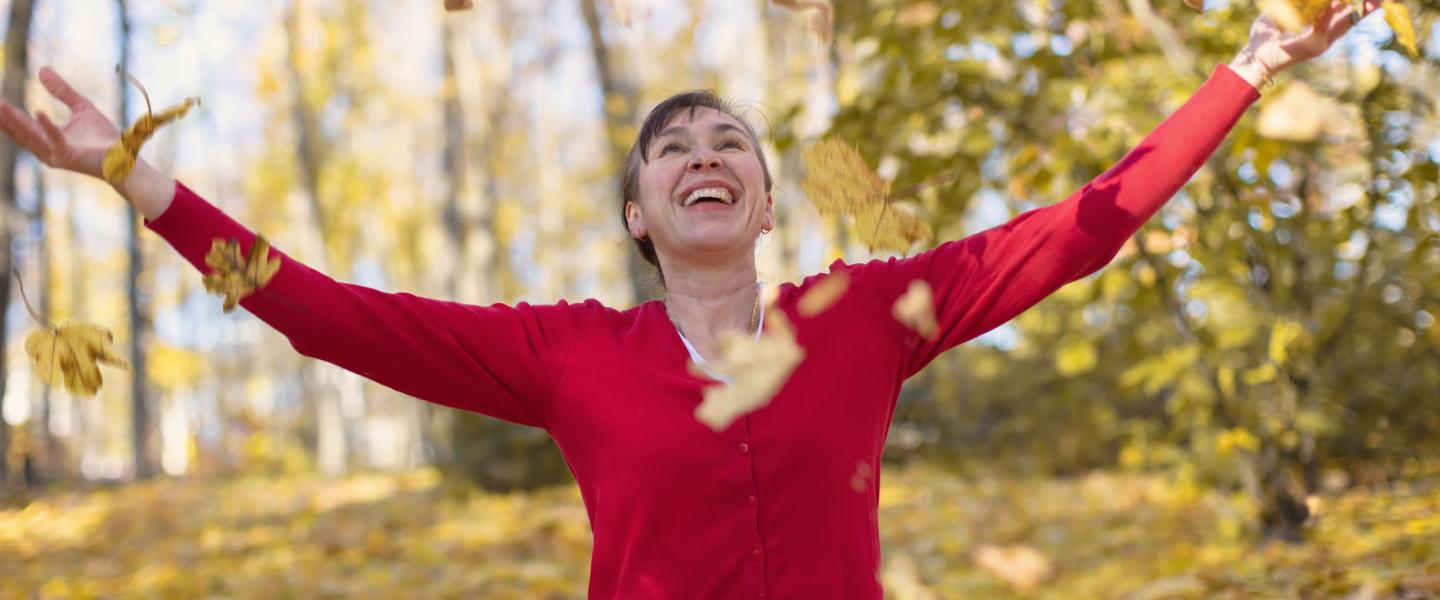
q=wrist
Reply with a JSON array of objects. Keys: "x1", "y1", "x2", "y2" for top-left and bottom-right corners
[
  {"x1": 1229, "y1": 49, "x2": 1277, "y2": 91},
  {"x1": 112, "y1": 158, "x2": 176, "y2": 222}
]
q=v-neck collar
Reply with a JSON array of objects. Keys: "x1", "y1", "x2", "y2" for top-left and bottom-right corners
[{"x1": 670, "y1": 281, "x2": 765, "y2": 384}]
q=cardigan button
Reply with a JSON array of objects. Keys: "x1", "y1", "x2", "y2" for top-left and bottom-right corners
[
  {"x1": 738, "y1": 443, "x2": 750, "y2": 454},
  {"x1": 752, "y1": 548, "x2": 763, "y2": 560},
  {"x1": 747, "y1": 495, "x2": 757, "y2": 504}
]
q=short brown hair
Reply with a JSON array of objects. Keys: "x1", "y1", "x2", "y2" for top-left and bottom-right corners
[{"x1": 619, "y1": 91, "x2": 774, "y2": 287}]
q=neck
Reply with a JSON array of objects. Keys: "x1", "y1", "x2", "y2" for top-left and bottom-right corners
[{"x1": 661, "y1": 260, "x2": 760, "y2": 343}]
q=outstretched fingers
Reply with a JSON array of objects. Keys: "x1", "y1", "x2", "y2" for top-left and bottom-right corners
[
  {"x1": 38, "y1": 67, "x2": 93, "y2": 113},
  {"x1": 0, "y1": 101, "x2": 53, "y2": 162},
  {"x1": 35, "y1": 111, "x2": 68, "y2": 157}
]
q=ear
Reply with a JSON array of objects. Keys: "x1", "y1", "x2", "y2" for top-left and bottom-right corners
[
  {"x1": 763, "y1": 193, "x2": 775, "y2": 231},
  {"x1": 625, "y1": 201, "x2": 647, "y2": 240}
]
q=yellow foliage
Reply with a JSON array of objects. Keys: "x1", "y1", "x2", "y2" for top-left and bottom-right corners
[
  {"x1": 802, "y1": 137, "x2": 933, "y2": 254},
  {"x1": 1056, "y1": 339, "x2": 1099, "y2": 376},
  {"x1": 24, "y1": 322, "x2": 128, "y2": 396},
  {"x1": 1257, "y1": 0, "x2": 1331, "y2": 32},
  {"x1": 202, "y1": 236, "x2": 282, "y2": 313}
]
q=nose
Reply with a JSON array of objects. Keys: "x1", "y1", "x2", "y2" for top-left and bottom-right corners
[{"x1": 688, "y1": 147, "x2": 722, "y2": 172}]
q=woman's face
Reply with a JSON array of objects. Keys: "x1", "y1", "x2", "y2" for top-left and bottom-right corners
[{"x1": 628, "y1": 107, "x2": 772, "y2": 268}]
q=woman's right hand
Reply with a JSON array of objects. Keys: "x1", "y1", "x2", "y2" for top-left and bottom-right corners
[{"x1": 0, "y1": 67, "x2": 120, "y2": 182}]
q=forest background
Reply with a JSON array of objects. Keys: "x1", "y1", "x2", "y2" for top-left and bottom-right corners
[{"x1": 0, "y1": 0, "x2": 1438, "y2": 597}]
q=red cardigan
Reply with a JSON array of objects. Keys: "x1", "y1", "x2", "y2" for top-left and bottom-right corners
[{"x1": 147, "y1": 65, "x2": 1258, "y2": 599}]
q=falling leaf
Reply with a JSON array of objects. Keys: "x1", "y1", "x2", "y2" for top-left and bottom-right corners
[
  {"x1": 607, "y1": 0, "x2": 634, "y2": 27},
  {"x1": 1183, "y1": 0, "x2": 1205, "y2": 12},
  {"x1": 973, "y1": 544, "x2": 1055, "y2": 593},
  {"x1": 802, "y1": 137, "x2": 933, "y2": 254},
  {"x1": 895, "y1": 2, "x2": 941, "y2": 27},
  {"x1": 1257, "y1": 0, "x2": 1330, "y2": 32},
  {"x1": 1382, "y1": 1, "x2": 1418, "y2": 56},
  {"x1": 693, "y1": 311, "x2": 805, "y2": 431},
  {"x1": 1255, "y1": 80, "x2": 1353, "y2": 141},
  {"x1": 102, "y1": 70, "x2": 198, "y2": 186},
  {"x1": 772, "y1": 0, "x2": 833, "y2": 44},
  {"x1": 797, "y1": 272, "x2": 850, "y2": 317},
  {"x1": 203, "y1": 236, "x2": 281, "y2": 313},
  {"x1": 892, "y1": 280, "x2": 939, "y2": 339},
  {"x1": 25, "y1": 323, "x2": 128, "y2": 397},
  {"x1": 152, "y1": 24, "x2": 182, "y2": 46},
  {"x1": 443, "y1": 0, "x2": 473, "y2": 11}
]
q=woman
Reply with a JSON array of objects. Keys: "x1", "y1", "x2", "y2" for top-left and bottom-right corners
[{"x1": 0, "y1": 4, "x2": 1372, "y2": 598}]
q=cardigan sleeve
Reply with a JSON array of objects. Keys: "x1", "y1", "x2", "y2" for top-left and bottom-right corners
[
  {"x1": 847, "y1": 64, "x2": 1260, "y2": 379},
  {"x1": 145, "y1": 182, "x2": 577, "y2": 429}
]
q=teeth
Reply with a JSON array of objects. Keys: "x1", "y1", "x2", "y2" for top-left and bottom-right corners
[{"x1": 683, "y1": 187, "x2": 734, "y2": 207}]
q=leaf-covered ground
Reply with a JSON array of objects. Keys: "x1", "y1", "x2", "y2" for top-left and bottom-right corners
[{"x1": 2, "y1": 463, "x2": 1437, "y2": 599}]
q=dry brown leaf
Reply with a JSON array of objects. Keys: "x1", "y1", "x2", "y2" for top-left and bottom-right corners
[
  {"x1": 892, "y1": 279, "x2": 939, "y2": 339},
  {"x1": 973, "y1": 544, "x2": 1055, "y2": 593},
  {"x1": 1383, "y1": 1, "x2": 1418, "y2": 56},
  {"x1": 797, "y1": 272, "x2": 850, "y2": 317},
  {"x1": 444, "y1": 0, "x2": 473, "y2": 11},
  {"x1": 693, "y1": 311, "x2": 805, "y2": 431},
  {"x1": 25, "y1": 323, "x2": 128, "y2": 396},
  {"x1": 203, "y1": 236, "x2": 281, "y2": 313},
  {"x1": 802, "y1": 137, "x2": 932, "y2": 254},
  {"x1": 772, "y1": 0, "x2": 833, "y2": 44},
  {"x1": 1182, "y1": 0, "x2": 1205, "y2": 12}
]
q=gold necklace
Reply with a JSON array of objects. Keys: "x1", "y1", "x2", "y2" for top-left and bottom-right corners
[{"x1": 665, "y1": 285, "x2": 761, "y2": 339}]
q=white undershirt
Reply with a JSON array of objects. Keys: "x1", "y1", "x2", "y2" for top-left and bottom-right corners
[{"x1": 673, "y1": 281, "x2": 765, "y2": 385}]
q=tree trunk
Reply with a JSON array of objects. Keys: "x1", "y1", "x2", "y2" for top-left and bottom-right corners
[
  {"x1": 114, "y1": 0, "x2": 155, "y2": 481},
  {"x1": 580, "y1": 0, "x2": 656, "y2": 303},
  {"x1": 0, "y1": 0, "x2": 38, "y2": 487}
]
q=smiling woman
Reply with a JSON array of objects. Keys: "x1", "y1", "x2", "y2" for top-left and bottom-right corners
[{"x1": 0, "y1": 1, "x2": 1378, "y2": 596}]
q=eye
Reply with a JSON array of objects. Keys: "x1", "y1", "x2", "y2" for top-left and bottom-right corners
[
  {"x1": 719, "y1": 139, "x2": 744, "y2": 151},
  {"x1": 658, "y1": 143, "x2": 686, "y2": 157}
]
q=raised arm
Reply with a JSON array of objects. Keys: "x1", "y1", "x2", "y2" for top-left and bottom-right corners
[
  {"x1": 851, "y1": 4, "x2": 1372, "y2": 378},
  {"x1": 0, "y1": 67, "x2": 577, "y2": 428}
]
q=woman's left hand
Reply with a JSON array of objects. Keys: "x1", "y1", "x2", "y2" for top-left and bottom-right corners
[{"x1": 1229, "y1": 0, "x2": 1380, "y2": 89}]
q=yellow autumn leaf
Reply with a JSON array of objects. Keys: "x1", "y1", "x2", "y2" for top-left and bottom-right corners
[
  {"x1": 25, "y1": 323, "x2": 128, "y2": 396},
  {"x1": 797, "y1": 271, "x2": 850, "y2": 317},
  {"x1": 102, "y1": 92, "x2": 199, "y2": 186},
  {"x1": 772, "y1": 0, "x2": 833, "y2": 44},
  {"x1": 802, "y1": 137, "x2": 933, "y2": 254},
  {"x1": 203, "y1": 236, "x2": 281, "y2": 313},
  {"x1": 693, "y1": 310, "x2": 806, "y2": 432},
  {"x1": 973, "y1": 544, "x2": 1055, "y2": 593},
  {"x1": 892, "y1": 279, "x2": 939, "y2": 339},
  {"x1": 1383, "y1": 1, "x2": 1418, "y2": 56}
]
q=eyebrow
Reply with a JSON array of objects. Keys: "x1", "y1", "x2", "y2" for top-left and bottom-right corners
[{"x1": 653, "y1": 122, "x2": 748, "y2": 142}]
